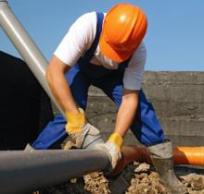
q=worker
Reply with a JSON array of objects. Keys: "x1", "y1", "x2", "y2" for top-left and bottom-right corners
[{"x1": 32, "y1": 3, "x2": 186, "y2": 193}]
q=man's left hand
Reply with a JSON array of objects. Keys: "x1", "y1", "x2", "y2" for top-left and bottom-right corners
[{"x1": 94, "y1": 133, "x2": 123, "y2": 169}]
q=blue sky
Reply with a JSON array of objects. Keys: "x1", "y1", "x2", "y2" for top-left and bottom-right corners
[{"x1": 0, "y1": 0, "x2": 203, "y2": 71}]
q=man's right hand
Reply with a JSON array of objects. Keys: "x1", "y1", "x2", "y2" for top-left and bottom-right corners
[
  {"x1": 65, "y1": 108, "x2": 104, "y2": 148},
  {"x1": 65, "y1": 108, "x2": 86, "y2": 134}
]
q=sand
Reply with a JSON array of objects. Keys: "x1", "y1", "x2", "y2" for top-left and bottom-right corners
[{"x1": 39, "y1": 162, "x2": 204, "y2": 194}]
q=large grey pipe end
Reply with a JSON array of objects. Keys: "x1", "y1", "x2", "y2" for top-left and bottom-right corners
[{"x1": 0, "y1": 149, "x2": 110, "y2": 194}]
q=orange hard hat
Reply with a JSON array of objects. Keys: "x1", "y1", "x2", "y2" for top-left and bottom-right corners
[{"x1": 99, "y1": 3, "x2": 147, "y2": 63}]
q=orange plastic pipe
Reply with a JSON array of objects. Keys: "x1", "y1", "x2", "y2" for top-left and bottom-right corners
[
  {"x1": 112, "y1": 146, "x2": 204, "y2": 176},
  {"x1": 173, "y1": 146, "x2": 204, "y2": 166}
]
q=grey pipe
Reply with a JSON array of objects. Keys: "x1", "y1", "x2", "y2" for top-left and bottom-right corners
[
  {"x1": 0, "y1": 0, "x2": 63, "y2": 114},
  {"x1": 0, "y1": 149, "x2": 110, "y2": 194},
  {"x1": 0, "y1": 3, "x2": 110, "y2": 193}
]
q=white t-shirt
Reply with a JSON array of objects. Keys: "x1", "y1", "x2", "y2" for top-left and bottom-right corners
[{"x1": 54, "y1": 12, "x2": 146, "y2": 90}]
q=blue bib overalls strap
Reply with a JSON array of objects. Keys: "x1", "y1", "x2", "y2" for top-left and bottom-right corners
[{"x1": 32, "y1": 12, "x2": 165, "y2": 149}]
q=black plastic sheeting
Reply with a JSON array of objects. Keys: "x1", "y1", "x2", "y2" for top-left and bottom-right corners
[{"x1": 0, "y1": 51, "x2": 53, "y2": 150}]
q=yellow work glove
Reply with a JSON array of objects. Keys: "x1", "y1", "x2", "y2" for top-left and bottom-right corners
[
  {"x1": 65, "y1": 108, "x2": 86, "y2": 134},
  {"x1": 65, "y1": 108, "x2": 104, "y2": 148},
  {"x1": 95, "y1": 132, "x2": 123, "y2": 169}
]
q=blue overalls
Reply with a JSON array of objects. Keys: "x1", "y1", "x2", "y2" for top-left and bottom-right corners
[{"x1": 32, "y1": 12, "x2": 165, "y2": 149}]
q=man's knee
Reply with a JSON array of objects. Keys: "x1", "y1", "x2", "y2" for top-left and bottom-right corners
[{"x1": 136, "y1": 130, "x2": 165, "y2": 146}]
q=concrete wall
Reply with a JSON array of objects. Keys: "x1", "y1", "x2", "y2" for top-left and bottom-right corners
[{"x1": 86, "y1": 72, "x2": 204, "y2": 146}]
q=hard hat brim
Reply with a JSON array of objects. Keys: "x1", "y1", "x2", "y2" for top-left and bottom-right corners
[{"x1": 99, "y1": 35, "x2": 132, "y2": 63}]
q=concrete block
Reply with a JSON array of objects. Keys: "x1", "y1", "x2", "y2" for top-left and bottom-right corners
[{"x1": 85, "y1": 72, "x2": 204, "y2": 146}]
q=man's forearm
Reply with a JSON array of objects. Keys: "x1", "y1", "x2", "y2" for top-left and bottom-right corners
[
  {"x1": 114, "y1": 90, "x2": 139, "y2": 137},
  {"x1": 46, "y1": 56, "x2": 79, "y2": 113}
]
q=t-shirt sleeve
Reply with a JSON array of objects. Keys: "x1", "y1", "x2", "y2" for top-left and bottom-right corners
[
  {"x1": 54, "y1": 12, "x2": 96, "y2": 66},
  {"x1": 123, "y1": 43, "x2": 146, "y2": 90}
]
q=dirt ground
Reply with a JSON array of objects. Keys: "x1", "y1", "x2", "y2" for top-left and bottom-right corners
[{"x1": 39, "y1": 162, "x2": 204, "y2": 194}]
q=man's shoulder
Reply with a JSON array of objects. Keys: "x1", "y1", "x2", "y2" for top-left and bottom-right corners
[
  {"x1": 75, "y1": 11, "x2": 106, "y2": 27},
  {"x1": 126, "y1": 42, "x2": 146, "y2": 68},
  {"x1": 76, "y1": 12, "x2": 97, "y2": 25},
  {"x1": 132, "y1": 42, "x2": 147, "y2": 60},
  {"x1": 69, "y1": 12, "x2": 98, "y2": 37}
]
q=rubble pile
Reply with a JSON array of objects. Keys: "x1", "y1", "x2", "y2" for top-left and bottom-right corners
[{"x1": 40, "y1": 162, "x2": 204, "y2": 194}]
